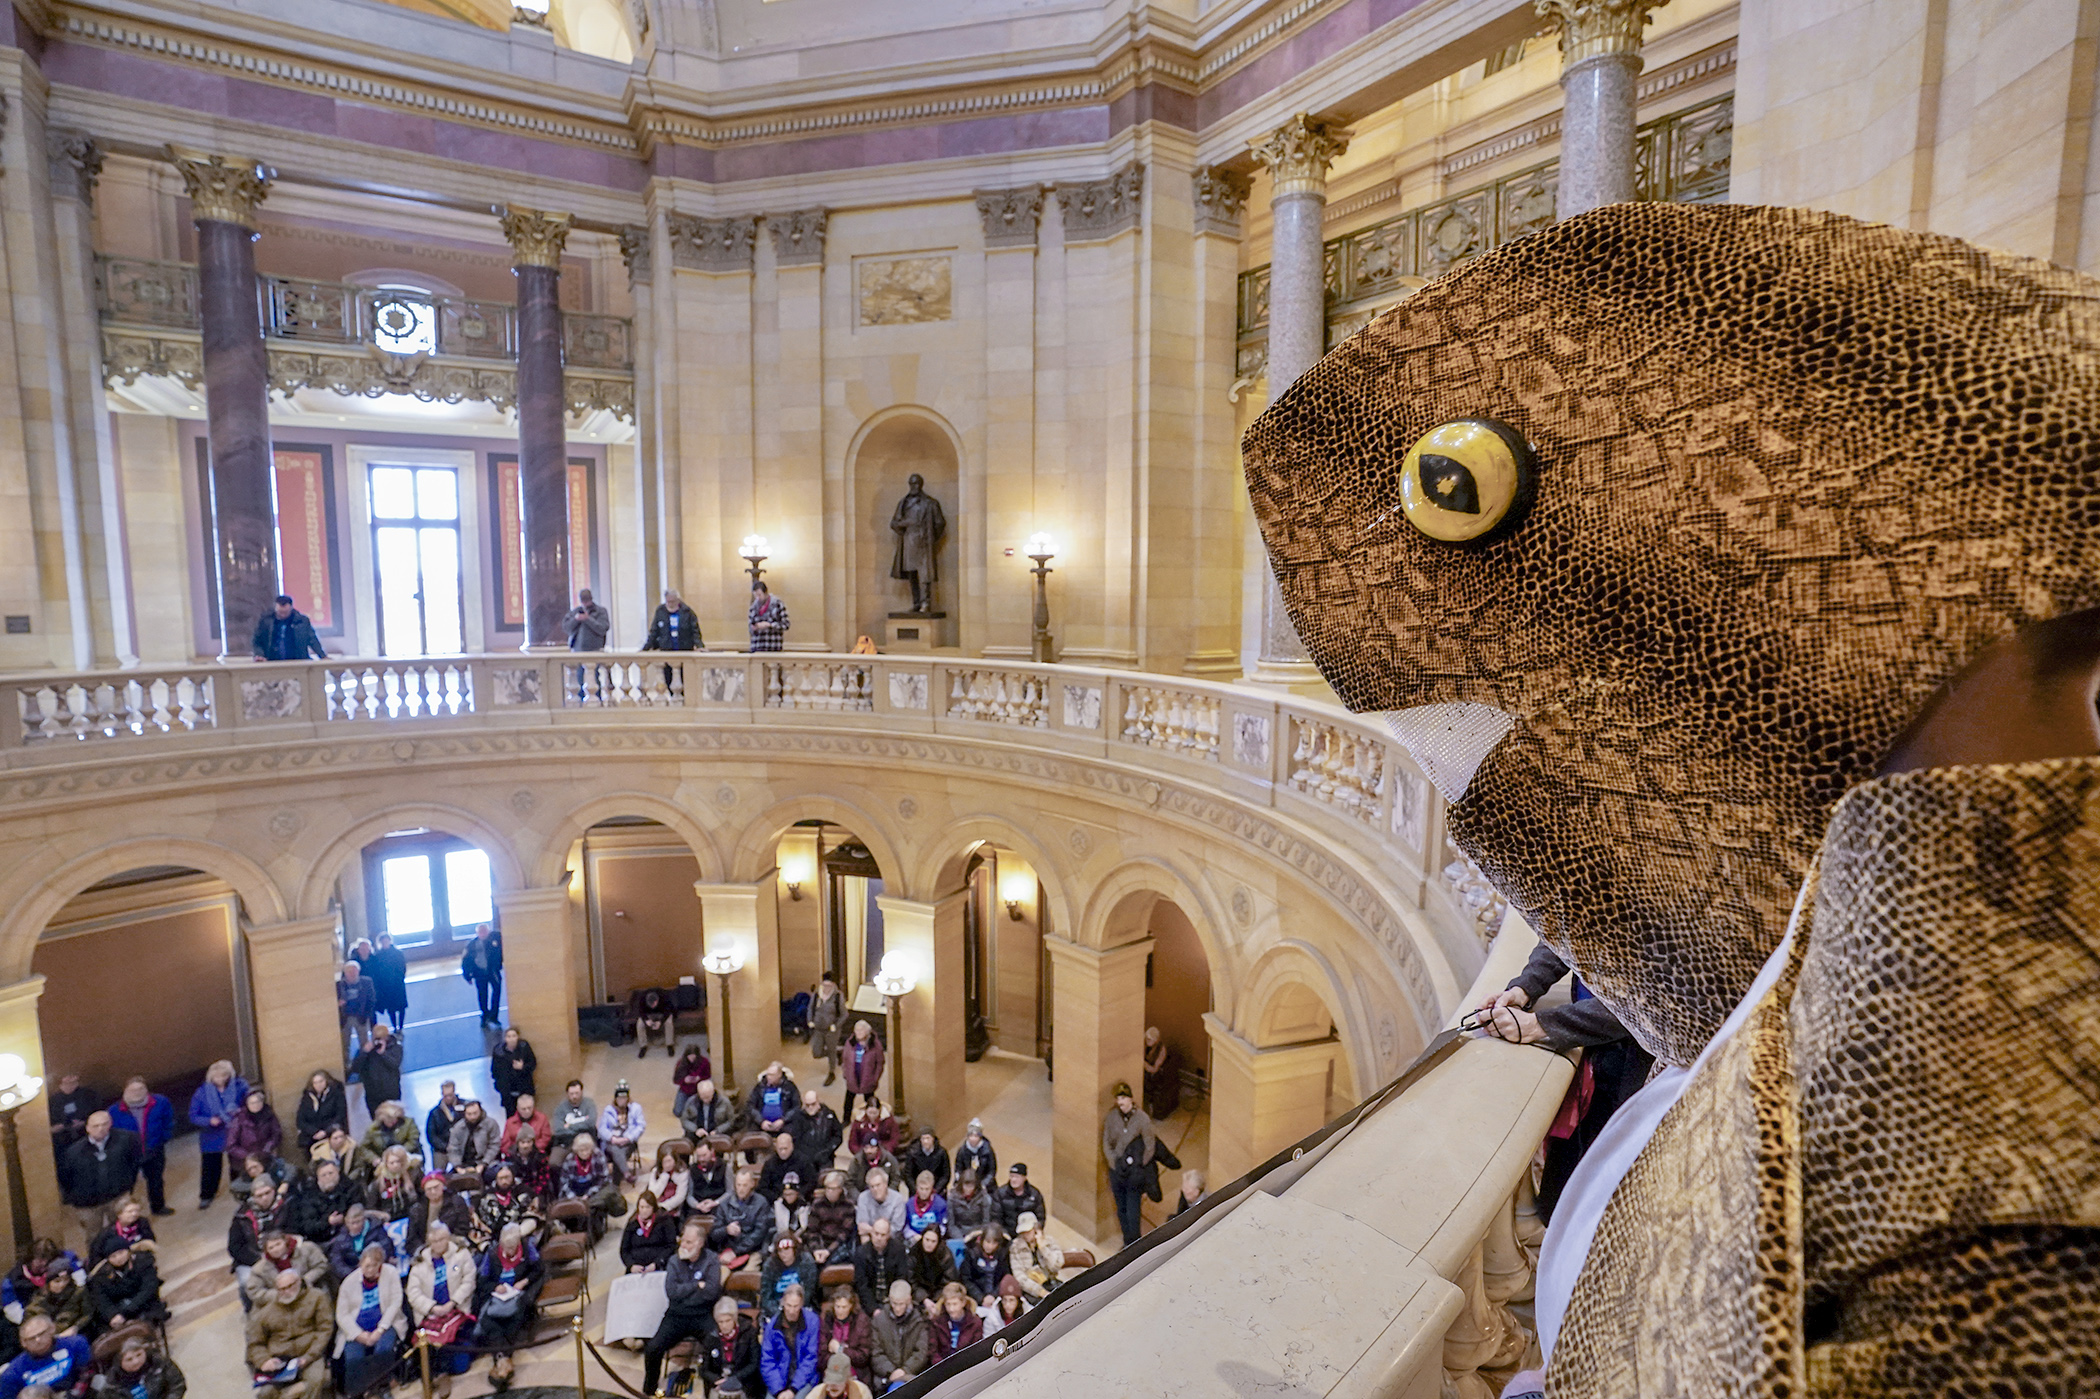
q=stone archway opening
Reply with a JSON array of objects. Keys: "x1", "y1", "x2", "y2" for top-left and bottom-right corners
[{"x1": 574, "y1": 815, "x2": 705, "y2": 1008}]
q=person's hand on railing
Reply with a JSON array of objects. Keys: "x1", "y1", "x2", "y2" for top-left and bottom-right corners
[{"x1": 1461, "y1": 986, "x2": 1546, "y2": 1044}]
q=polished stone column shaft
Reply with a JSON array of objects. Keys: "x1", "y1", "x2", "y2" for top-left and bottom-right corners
[
  {"x1": 502, "y1": 207, "x2": 574, "y2": 648},
  {"x1": 1249, "y1": 116, "x2": 1350, "y2": 678},
  {"x1": 1543, "y1": 0, "x2": 1668, "y2": 217},
  {"x1": 170, "y1": 150, "x2": 276, "y2": 653}
]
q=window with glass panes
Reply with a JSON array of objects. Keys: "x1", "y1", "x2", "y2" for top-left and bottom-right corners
[
  {"x1": 368, "y1": 464, "x2": 464, "y2": 657},
  {"x1": 360, "y1": 830, "x2": 495, "y2": 958}
]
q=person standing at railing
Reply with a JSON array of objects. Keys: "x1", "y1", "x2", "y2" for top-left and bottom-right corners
[
  {"x1": 250, "y1": 595, "x2": 326, "y2": 662},
  {"x1": 748, "y1": 581, "x2": 791, "y2": 653},
  {"x1": 642, "y1": 587, "x2": 704, "y2": 690},
  {"x1": 565, "y1": 588, "x2": 610, "y2": 702}
]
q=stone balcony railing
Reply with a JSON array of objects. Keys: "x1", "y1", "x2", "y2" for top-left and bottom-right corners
[
  {"x1": 93, "y1": 256, "x2": 636, "y2": 422},
  {"x1": 0, "y1": 651, "x2": 1497, "y2": 991}
]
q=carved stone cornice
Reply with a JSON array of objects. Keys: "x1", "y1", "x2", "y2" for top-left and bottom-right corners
[
  {"x1": 1056, "y1": 163, "x2": 1144, "y2": 243},
  {"x1": 976, "y1": 187, "x2": 1047, "y2": 249},
  {"x1": 0, "y1": 720, "x2": 1436, "y2": 1018},
  {"x1": 667, "y1": 214, "x2": 756, "y2": 273},
  {"x1": 1536, "y1": 0, "x2": 1667, "y2": 68},
  {"x1": 499, "y1": 205, "x2": 573, "y2": 269},
  {"x1": 1248, "y1": 115, "x2": 1350, "y2": 200},
  {"x1": 1191, "y1": 165, "x2": 1250, "y2": 237},
  {"x1": 46, "y1": 129, "x2": 103, "y2": 207},
  {"x1": 616, "y1": 224, "x2": 652, "y2": 285},
  {"x1": 166, "y1": 147, "x2": 273, "y2": 229},
  {"x1": 764, "y1": 209, "x2": 827, "y2": 268}
]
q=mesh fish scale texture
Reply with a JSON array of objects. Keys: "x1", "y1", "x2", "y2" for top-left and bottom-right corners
[{"x1": 1242, "y1": 202, "x2": 2100, "y2": 1066}]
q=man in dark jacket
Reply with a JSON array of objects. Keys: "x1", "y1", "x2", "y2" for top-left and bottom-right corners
[
  {"x1": 251, "y1": 595, "x2": 327, "y2": 661},
  {"x1": 992, "y1": 1163, "x2": 1045, "y2": 1236},
  {"x1": 852, "y1": 1218, "x2": 908, "y2": 1315},
  {"x1": 47, "y1": 1073, "x2": 98, "y2": 1154},
  {"x1": 61, "y1": 1112, "x2": 139, "y2": 1245},
  {"x1": 643, "y1": 1218, "x2": 724, "y2": 1397},
  {"x1": 790, "y1": 1090, "x2": 843, "y2": 1167},
  {"x1": 462, "y1": 924, "x2": 504, "y2": 1025},
  {"x1": 350, "y1": 1023, "x2": 404, "y2": 1111},
  {"x1": 642, "y1": 588, "x2": 703, "y2": 652},
  {"x1": 425, "y1": 1081, "x2": 467, "y2": 1174},
  {"x1": 285, "y1": 1160, "x2": 359, "y2": 1243},
  {"x1": 565, "y1": 589, "x2": 610, "y2": 650}
]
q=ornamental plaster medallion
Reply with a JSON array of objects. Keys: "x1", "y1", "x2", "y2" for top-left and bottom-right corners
[
  {"x1": 1231, "y1": 712, "x2": 1271, "y2": 768},
  {"x1": 1063, "y1": 685, "x2": 1102, "y2": 731},
  {"x1": 1377, "y1": 1014, "x2": 1399, "y2": 1065},
  {"x1": 241, "y1": 677, "x2": 303, "y2": 721},
  {"x1": 391, "y1": 740, "x2": 416, "y2": 762},
  {"x1": 888, "y1": 671, "x2": 929, "y2": 712},
  {"x1": 1068, "y1": 827, "x2": 1091, "y2": 856},
  {"x1": 701, "y1": 667, "x2": 746, "y2": 704},
  {"x1": 509, "y1": 789, "x2": 537, "y2": 815},
  {"x1": 1229, "y1": 885, "x2": 1255, "y2": 928},
  {"x1": 897, "y1": 797, "x2": 919, "y2": 821},
  {"x1": 714, "y1": 784, "x2": 739, "y2": 810},
  {"x1": 267, "y1": 808, "x2": 303, "y2": 840}
]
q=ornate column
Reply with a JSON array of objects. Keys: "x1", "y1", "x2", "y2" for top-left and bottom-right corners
[
  {"x1": 1045, "y1": 936, "x2": 1152, "y2": 1245},
  {"x1": 760, "y1": 209, "x2": 827, "y2": 648},
  {"x1": 617, "y1": 224, "x2": 657, "y2": 645},
  {"x1": 872, "y1": 892, "x2": 967, "y2": 1140},
  {"x1": 493, "y1": 886, "x2": 583, "y2": 1093},
  {"x1": 241, "y1": 915, "x2": 345, "y2": 1095},
  {"x1": 1540, "y1": 0, "x2": 1669, "y2": 216},
  {"x1": 169, "y1": 149, "x2": 275, "y2": 654},
  {"x1": 1203, "y1": 1014, "x2": 1340, "y2": 1183},
  {"x1": 1247, "y1": 116, "x2": 1349, "y2": 684},
  {"x1": 499, "y1": 206, "x2": 574, "y2": 648},
  {"x1": 694, "y1": 880, "x2": 781, "y2": 1094}
]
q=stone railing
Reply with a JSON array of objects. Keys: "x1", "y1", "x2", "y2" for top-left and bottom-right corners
[
  {"x1": 94, "y1": 257, "x2": 636, "y2": 421},
  {"x1": 0, "y1": 651, "x2": 1487, "y2": 958},
  {"x1": 929, "y1": 919, "x2": 1569, "y2": 1399}
]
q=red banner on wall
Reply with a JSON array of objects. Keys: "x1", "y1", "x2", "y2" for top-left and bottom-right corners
[
  {"x1": 492, "y1": 456, "x2": 593, "y2": 630},
  {"x1": 273, "y1": 449, "x2": 334, "y2": 628}
]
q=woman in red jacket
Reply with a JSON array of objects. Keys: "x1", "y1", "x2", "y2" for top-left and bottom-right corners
[{"x1": 840, "y1": 1021, "x2": 885, "y2": 1122}]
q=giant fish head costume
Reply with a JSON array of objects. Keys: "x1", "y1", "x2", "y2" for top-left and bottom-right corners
[{"x1": 1243, "y1": 203, "x2": 2100, "y2": 1065}]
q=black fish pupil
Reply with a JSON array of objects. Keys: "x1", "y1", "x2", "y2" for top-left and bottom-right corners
[{"x1": 1418, "y1": 454, "x2": 1481, "y2": 514}]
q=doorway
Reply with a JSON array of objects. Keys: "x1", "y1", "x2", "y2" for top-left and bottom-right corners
[
  {"x1": 360, "y1": 830, "x2": 494, "y2": 963},
  {"x1": 368, "y1": 464, "x2": 464, "y2": 657}
]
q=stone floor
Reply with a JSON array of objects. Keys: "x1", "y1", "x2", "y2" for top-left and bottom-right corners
[{"x1": 143, "y1": 1000, "x2": 1207, "y2": 1397}]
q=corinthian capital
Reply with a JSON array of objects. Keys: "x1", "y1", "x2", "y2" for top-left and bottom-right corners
[
  {"x1": 1248, "y1": 115, "x2": 1351, "y2": 200},
  {"x1": 166, "y1": 147, "x2": 273, "y2": 229},
  {"x1": 500, "y1": 205, "x2": 573, "y2": 269},
  {"x1": 1536, "y1": 0, "x2": 1667, "y2": 67}
]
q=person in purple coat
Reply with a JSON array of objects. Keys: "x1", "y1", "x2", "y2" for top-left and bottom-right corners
[
  {"x1": 189, "y1": 1060, "x2": 248, "y2": 1209},
  {"x1": 109, "y1": 1078, "x2": 175, "y2": 1218}
]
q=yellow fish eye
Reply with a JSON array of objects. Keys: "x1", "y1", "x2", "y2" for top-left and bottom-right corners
[{"x1": 1397, "y1": 418, "x2": 1534, "y2": 544}]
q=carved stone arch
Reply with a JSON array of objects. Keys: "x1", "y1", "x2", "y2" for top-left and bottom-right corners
[
  {"x1": 532, "y1": 791, "x2": 728, "y2": 889},
  {"x1": 292, "y1": 800, "x2": 527, "y2": 920},
  {"x1": 1236, "y1": 940, "x2": 1375, "y2": 1095},
  {"x1": 912, "y1": 813, "x2": 1073, "y2": 935},
  {"x1": 1075, "y1": 856, "x2": 1240, "y2": 1027},
  {"x1": 726, "y1": 791, "x2": 910, "y2": 896},
  {"x1": 0, "y1": 835, "x2": 290, "y2": 982}
]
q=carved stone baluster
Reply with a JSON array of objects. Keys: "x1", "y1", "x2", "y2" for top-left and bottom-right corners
[
  {"x1": 18, "y1": 687, "x2": 48, "y2": 742},
  {"x1": 1441, "y1": 1241, "x2": 1528, "y2": 1399}
]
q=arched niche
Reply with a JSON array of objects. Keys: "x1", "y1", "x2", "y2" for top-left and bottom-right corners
[{"x1": 849, "y1": 409, "x2": 962, "y2": 642}]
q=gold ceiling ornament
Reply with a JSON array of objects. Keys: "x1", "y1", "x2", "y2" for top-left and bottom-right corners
[
  {"x1": 1535, "y1": 0, "x2": 1669, "y2": 67},
  {"x1": 1248, "y1": 114, "x2": 1352, "y2": 199},
  {"x1": 165, "y1": 147, "x2": 274, "y2": 229},
  {"x1": 499, "y1": 205, "x2": 573, "y2": 268}
]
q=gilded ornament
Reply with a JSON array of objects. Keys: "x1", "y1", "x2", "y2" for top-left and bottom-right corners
[
  {"x1": 499, "y1": 205, "x2": 573, "y2": 268},
  {"x1": 1248, "y1": 115, "x2": 1351, "y2": 199},
  {"x1": 166, "y1": 147, "x2": 274, "y2": 229},
  {"x1": 1535, "y1": 0, "x2": 1667, "y2": 67}
]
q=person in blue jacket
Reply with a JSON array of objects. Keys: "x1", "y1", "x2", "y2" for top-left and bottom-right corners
[
  {"x1": 760, "y1": 1282, "x2": 821, "y2": 1398},
  {"x1": 109, "y1": 1078, "x2": 175, "y2": 1217},
  {"x1": 0, "y1": 1314, "x2": 91, "y2": 1397},
  {"x1": 189, "y1": 1059, "x2": 248, "y2": 1210}
]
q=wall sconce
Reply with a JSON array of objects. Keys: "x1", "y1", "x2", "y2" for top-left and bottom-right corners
[
  {"x1": 779, "y1": 850, "x2": 816, "y2": 901},
  {"x1": 1000, "y1": 871, "x2": 1033, "y2": 921},
  {"x1": 739, "y1": 534, "x2": 770, "y2": 589},
  {"x1": 1026, "y1": 533, "x2": 1057, "y2": 664}
]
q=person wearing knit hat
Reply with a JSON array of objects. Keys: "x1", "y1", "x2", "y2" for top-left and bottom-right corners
[
  {"x1": 816, "y1": 1348, "x2": 873, "y2": 1397},
  {"x1": 1102, "y1": 1082, "x2": 1156, "y2": 1246}
]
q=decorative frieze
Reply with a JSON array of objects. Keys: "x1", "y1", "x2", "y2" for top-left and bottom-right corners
[
  {"x1": 765, "y1": 209, "x2": 828, "y2": 267},
  {"x1": 668, "y1": 214, "x2": 757, "y2": 272},
  {"x1": 976, "y1": 186, "x2": 1047, "y2": 249},
  {"x1": 1191, "y1": 165, "x2": 1250, "y2": 237},
  {"x1": 47, "y1": 130, "x2": 104, "y2": 206},
  {"x1": 1248, "y1": 115, "x2": 1350, "y2": 199},
  {"x1": 498, "y1": 205, "x2": 572, "y2": 269},
  {"x1": 616, "y1": 224, "x2": 652, "y2": 284},
  {"x1": 165, "y1": 147, "x2": 273, "y2": 229},
  {"x1": 1056, "y1": 163, "x2": 1144, "y2": 242},
  {"x1": 1536, "y1": 0, "x2": 1667, "y2": 67}
]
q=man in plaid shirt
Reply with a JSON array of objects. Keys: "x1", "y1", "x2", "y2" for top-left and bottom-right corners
[{"x1": 749, "y1": 582, "x2": 791, "y2": 652}]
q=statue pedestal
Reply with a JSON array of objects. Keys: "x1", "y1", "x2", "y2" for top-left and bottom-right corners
[{"x1": 885, "y1": 611, "x2": 950, "y2": 653}]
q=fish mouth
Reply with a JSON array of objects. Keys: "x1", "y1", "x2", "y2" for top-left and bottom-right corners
[{"x1": 1374, "y1": 702, "x2": 1515, "y2": 805}]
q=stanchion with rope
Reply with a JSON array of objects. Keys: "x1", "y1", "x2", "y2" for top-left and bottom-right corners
[
  {"x1": 416, "y1": 1332, "x2": 435, "y2": 1399},
  {"x1": 573, "y1": 1314, "x2": 588, "y2": 1399}
]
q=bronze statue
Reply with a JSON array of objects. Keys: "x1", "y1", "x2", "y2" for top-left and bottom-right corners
[{"x1": 888, "y1": 473, "x2": 946, "y2": 613}]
